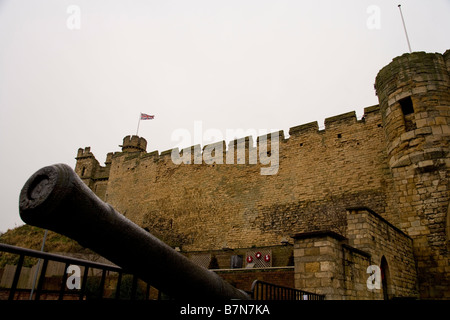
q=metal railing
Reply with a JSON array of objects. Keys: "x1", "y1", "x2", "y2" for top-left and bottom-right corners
[
  {"x1": 0, "y1": 243, "x2": 154, "y2": 300},
  {"x1": 1, "y1": 243, "x2": 325, "y2": 301},
  {"x1": 251, "y1": 280, "x2": 325, "y2": 300}
]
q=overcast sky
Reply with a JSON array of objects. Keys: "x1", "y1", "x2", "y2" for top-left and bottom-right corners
[{"x1": 0, "y1": 0, "x2": 449, "y2": 233}]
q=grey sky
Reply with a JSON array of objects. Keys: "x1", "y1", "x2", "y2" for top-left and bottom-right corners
[{"x1": 0, "y1": 0, "x2": 449, "y2": 232}]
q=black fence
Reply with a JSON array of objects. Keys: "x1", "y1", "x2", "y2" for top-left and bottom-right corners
[
  {"x1": 1, "y1": 243, "x2": 324, "y2": 301},
  {"x1": 251, "y1": 280, "x2": 325, "y2": 300},
  {"x1": 0, "y1": 243, "x2": 154, "y2": 300}
]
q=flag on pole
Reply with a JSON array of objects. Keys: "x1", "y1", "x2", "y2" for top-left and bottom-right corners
[
  {"x1": 136, "y1": 113, "x2": 155, "y2": 136},
  {"x1": 141, "y1": 113, "x2": 155, "y2": 120}
]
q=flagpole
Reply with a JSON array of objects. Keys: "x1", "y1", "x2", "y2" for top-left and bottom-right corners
[
  {"x1": 136, "y1": 113, "x2": 141, "y2": 136},
  {"x1": 398, "y1": 4, "x2": 412, "y2": 53}
]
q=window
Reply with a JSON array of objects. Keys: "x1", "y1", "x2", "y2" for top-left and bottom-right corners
[
  {"x1": 446, "y1": 203, "x2": 450, "y2": 246},
  {"x1": 230, "y1": 255, "x2": 243, "y2": 269},
  {"x1": 399, "y1": 96, "x2": 414, "y2": 115},
  {"x1": 380, "y1": 256, "x2": 390, "y2": 300},
  {"x1": 399, "y1": 96, "x2": 416, "y2": 131}
]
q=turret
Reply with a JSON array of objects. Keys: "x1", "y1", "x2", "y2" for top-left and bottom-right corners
[
  {"x1": 74, "y1": 147, "x2": 100, "y2": 188},
  {"x1": 375, "y1": 50, "x2": 450, "y2": 299},
  {"x1": 120, "y1": 135, "x2": 147, "y2": 153}
]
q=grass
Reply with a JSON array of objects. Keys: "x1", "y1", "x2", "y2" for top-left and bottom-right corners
[{"x1": 0, "y1": 224, "x2": 93, "y2": 267}]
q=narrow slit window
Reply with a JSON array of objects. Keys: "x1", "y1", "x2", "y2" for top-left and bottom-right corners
[
  {"x1": 399, "y1": 96, "x2": 414, "y2": 115},
  {"x1": 399, "y1": 96, "x2": 416, "y2": 131}
]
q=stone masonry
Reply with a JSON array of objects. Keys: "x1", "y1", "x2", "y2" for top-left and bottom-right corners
[
  {"x1": 375, "y1": 51, "x2": 450, "y2": 299},
  {"x1": 74, "y1": 50, "x2": 450, "y2": 299},
  {"x1": 291, "y1": 208, "x2": 418, "y2": 300}
]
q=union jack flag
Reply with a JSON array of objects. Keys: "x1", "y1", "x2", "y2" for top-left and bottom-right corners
[{"x1": 140, "y1": 113, "x2": 154, "y2": 120}]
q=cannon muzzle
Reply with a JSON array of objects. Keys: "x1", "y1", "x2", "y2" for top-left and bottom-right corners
[{"x1": 19, "y1": 163, "x2": 250, "y2": 300}]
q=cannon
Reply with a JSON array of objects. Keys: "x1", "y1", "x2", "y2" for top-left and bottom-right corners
[{"x1": 19, "y1": 163, "x2": 250, "y2": 300}]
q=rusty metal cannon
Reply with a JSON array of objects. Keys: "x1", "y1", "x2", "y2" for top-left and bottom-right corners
[{"x1": 19, "y1": 163, "x2": 250, "y2": 300}]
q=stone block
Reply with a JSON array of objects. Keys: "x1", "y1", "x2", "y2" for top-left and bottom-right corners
[
  {"x1": 320, "y1": 261, "x2": 335, "y2": 272},
  {"x1": 305, "y1": 262, "x2": 320, "y2": 273},
  {"x1": 305, "y1": 278, "x2": 321, "y2": 288},
  {"x1": 305, "y1": 247, "x2": 320, "y2": 256}
]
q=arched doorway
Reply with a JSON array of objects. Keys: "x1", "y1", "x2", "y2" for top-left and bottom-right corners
[
  {"x1": 446, "y1": 203, "x2": 450, "y2": 247},
  {"x1": 380, "y1": 256, "x2": 390, "y2": 300}
]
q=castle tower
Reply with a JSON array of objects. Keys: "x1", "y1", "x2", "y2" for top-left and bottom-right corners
[
  {"x1": 375, "y1": 50, "x2": 450, "y2": 299},
  {"x1": 120, "y1": 135, "x2": 147, "y2": 153},
  {"x1": 74, "y1": 147, "x2": 101, "y2": 189}
]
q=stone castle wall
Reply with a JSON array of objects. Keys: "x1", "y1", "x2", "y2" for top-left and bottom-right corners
[
  {"x1": 293, "y1": 208, "x2": 418, "y2": 300},
  {"x1": 74, "y1": 50, "x2": 450, "y2": 299},
  {"x1": 75, "y1": 104, "x2": 391, "y2": 252}
]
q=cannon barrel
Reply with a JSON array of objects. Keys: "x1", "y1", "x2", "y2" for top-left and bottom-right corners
[{"x1": 19, "y1": 163, "x2": 250, "y2": 300}]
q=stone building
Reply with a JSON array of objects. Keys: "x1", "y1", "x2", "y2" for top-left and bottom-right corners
[{"x1": 74, "y1": 50, "x2": 449, "y2": 299}]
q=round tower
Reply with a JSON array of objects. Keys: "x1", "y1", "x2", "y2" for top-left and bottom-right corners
[
  {"x1": 120, "y1": 135, "x2": 147, "y2": 153},
  {"x1": 375, "y1": 50, "x2": 450, "y2": 299}
]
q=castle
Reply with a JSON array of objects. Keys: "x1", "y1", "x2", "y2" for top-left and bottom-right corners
[{"x1": 74, "y1": 50, "x2": 450, "y2": 299}]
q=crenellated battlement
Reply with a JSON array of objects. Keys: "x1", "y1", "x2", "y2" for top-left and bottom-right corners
[
  {"x1": 289, "y1": 105, "x2": 380, "y2": 137},
  {"x1": 120, "y1": 135, "x2": 147, "y2": 153},
  {"x1": 76, "y1": 104, "x2": 384, "y2": 180},
  {"x1": 76, "y1": 104, "x2": 383, "y2": 174},
  {"x1": 76, "y1": 147, "x2": 95, "y2": 159}
]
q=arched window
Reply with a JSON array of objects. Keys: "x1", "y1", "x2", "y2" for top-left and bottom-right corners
[
  {"x1": 447, "y1": 203, "x2": 450, "y2": 245},
  {"x1": 380, "y1": 256, "x2": 390, "y2": 300}
]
